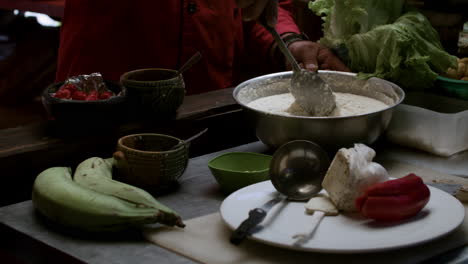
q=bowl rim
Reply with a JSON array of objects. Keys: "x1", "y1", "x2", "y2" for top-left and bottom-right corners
[
  {"x1": 117, "y1": 133, "x2": 185, "y2": 154},
  {"x1": 208, "y1": 152, "x2": 272, "y2": 173},
  {"x1": 43, "y1": 80, "x2": 126, "y2": 104},
  {"x1": 120, "y1": 68, "x2": 182, "y2": 85},
  {"x1": 436, "y1": 75, "x2": 468, "y2": 85},
  {"x1": 233, "y1": 70, "x2": 406, "y2": 120}
]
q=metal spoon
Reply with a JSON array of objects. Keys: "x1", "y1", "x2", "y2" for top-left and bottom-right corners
[
  {"x1": 171, "y1": 128, "x2": 208, "y2": 150},
  {"x1": 262, "y1": 25, "x2": 336, "y2": 116},
  {"x1": 176, "y1": 51, "x2": 202, "y2": 76},
  {"x1": 270, "y1": 140, "x2": 331, "y2": 201}
]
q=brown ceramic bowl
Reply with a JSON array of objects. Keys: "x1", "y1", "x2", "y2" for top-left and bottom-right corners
[{"x1": 120, "y1": 68, "x2": 185, "y2": 118}]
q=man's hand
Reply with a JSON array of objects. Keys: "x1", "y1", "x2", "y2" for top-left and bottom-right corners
[
  {"x1": 287, "y1": 41, "x2": 350, "y2": 72},
  {"x1": 236, "y1": 0, "x2": 277, "y2": 27}
]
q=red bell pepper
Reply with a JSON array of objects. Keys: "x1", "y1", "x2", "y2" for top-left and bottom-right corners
[
  {"x1": 355, "y1": 174, "x2": 430, "y2": 221},
  {"x1": 98, "y1": 91, "x2": 113, "y2": 100},
  {"x1": 61, "y1": 83, "x2": 78, "y2": 93},
  {"x1": 53, "y1": 79, "x2": 114, "y2": 101},
  {"x1": 71, "y1": 91, "x2": 87, "y2": 100},
  {"x1": 54, "y1": 88, "x2": 72, "y2": 99}
]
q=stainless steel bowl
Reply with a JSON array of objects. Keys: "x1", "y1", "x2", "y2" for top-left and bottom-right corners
[{"x1": 233, "y1": 71, "x2": 405, "y2": 151}]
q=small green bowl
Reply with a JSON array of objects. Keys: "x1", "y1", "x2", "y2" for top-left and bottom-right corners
[
  {"x1": 208, "y1": 152, "x2": 272, "y2": 194},
  {"x1": 435, "y1": 75, "x2": 468, "y2": 100}
]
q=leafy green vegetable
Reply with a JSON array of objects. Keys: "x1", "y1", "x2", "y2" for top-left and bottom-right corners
[
  {"x1": 309, "y1": 0, "x2": 457, "y2": 90},
  {"x1": 309, "y1": 0, "x2": 405, "y2": 47}
]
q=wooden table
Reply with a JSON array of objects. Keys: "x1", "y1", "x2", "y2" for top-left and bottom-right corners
[
  {"x1": 0, "y1": 87, "x2": 258, "y2": 207},
  {"x1": 0, "y1": 141, "x2": 270, "y2": 264},
  {"x1": 0, "y1": 86, "x2": 467, "y2": 263},
  {"x1": 1, "y1": 140, "x2": 468, "y2": 264}
]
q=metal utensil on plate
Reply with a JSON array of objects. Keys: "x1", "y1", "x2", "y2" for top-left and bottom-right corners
[
  {"x1": 260, "y1": 1, "x2": 336, "y2": 116},
  {"x1": 230, "y1": 193, "x2": 284, "y2": 245},
  {"x1": 230, "y1": 140, "x2": 331, "y2": 245},
  {"x1": 292, "y1": 210, "x2": 325, "y2": 246}
]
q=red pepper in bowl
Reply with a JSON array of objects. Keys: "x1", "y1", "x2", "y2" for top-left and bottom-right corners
[
  {"x1": 355, "y1": 174, "x2": 430, "y2": 221},
  {"x1": 52, "y1": 73, "x2": 116, "y2": 101},
  {"x1": 99, "y1": 91, "x2": 113, "y2": 100},
  {"x1": 54, "y1": 88, "x2": 72, "y2": 99},
  {"x1": 61, "y1": 83, "x2": 78, "y2": 93},
  {"x1": 71, "y1": 91, "x2": 87, "y2": 100}
]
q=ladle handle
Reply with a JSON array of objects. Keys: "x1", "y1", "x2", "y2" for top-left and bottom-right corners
[
  {"x1": 264, "y1": 25, "x2": 302, "y2": 73},
  {"x1": 292, "y1": 211, "x2": 325, "y2": 246},
  {"x1": 177, "y1": 51, "x2": 202, "y2": 75}
]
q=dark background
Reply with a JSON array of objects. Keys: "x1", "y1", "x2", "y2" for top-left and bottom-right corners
[{"x1": 0, "y1": 0, "x2": 467, "y2": 129}]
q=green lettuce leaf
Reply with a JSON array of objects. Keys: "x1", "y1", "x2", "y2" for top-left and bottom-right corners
[
  {"x1": 309, "y1": 1, "x2": 457, "y2": 90},
  {"x1": 309, "y1": 0, "x2": 405, "y2": 48}
]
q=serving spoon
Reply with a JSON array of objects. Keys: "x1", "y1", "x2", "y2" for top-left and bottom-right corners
[{"x1": 262, "y1": 23, "x2": 336, "y2": 116}]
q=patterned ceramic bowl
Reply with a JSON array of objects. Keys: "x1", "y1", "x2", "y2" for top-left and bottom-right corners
[
  {"x1": 113, "y1": 133, "x2": 189, "y2": 193},
  {"x1": 120, "y1": 68, "x2": 185, "y2": 118}
]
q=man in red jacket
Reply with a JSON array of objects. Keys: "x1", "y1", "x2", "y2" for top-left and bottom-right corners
[{"x1": 56, "y1": 0, "x2": 348, "y2": 95}]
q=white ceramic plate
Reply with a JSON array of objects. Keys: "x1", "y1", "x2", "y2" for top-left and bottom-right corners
[{"x1": 220, "y1": 181, "x2": 465, "y2": 253}]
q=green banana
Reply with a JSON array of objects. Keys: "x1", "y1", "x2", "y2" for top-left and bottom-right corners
[
  {"x1": 32, "y1": 167, "x2": 185, "y2": 232},
  {"x1": 73, "y1": 157, "x2": 176, "y2": 214}
]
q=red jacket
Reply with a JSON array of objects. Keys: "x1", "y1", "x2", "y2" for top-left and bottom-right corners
[{"x1": 56, "y1": 0, "x2": 300, "y2": 95}]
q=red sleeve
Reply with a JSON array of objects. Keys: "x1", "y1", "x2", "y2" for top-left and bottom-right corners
[
  {"x1": 277, "y1": 0, "x2": 301, "y2": 35},
  {"x1": 243, "y1": 0, "x2": 300, "y2": 66}
]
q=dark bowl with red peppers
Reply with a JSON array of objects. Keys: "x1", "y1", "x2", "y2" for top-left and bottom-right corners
[{"x1": 41, "y1": 80, "x2": 128, "y2": 126}]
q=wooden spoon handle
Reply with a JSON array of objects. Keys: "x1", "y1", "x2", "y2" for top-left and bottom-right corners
[{"x1": 177, "y1": 51, "x2": 202, "y2": 75}]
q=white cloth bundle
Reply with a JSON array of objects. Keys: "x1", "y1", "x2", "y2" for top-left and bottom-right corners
[{"x1": 386, "y1": 103, "x2": 468, "y2": 157}]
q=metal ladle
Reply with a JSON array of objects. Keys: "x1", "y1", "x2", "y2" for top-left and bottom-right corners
[
  {"x1": 270, "y1": 140, "x2": 331, "y2": 201},
  {"x1": 229, "y1": 140, "x2": 331, "y2": 245},
  {"x1": 262, "y1": 25, "x2": 336, "y2": 116}
]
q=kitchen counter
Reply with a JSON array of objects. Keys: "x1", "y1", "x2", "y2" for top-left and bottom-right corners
[
  {"x1": 0, "y1": 141, "x2": 269, "y2": 264},
  {"x1": 0, "y1": 86, "x2": 260, "y2": 264},
  {"x1": 0, "y1": 87, "x2": 257, "y2": 207},
  {"x1": 1, "y1": 89, "x2": 468, "y2": 262},
  {"x1": 0, "y1": 83, "x2": 467, "y2": 263},
  {"x1": 1, "y1": 140, "x2": 468, "y2": 264}
]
